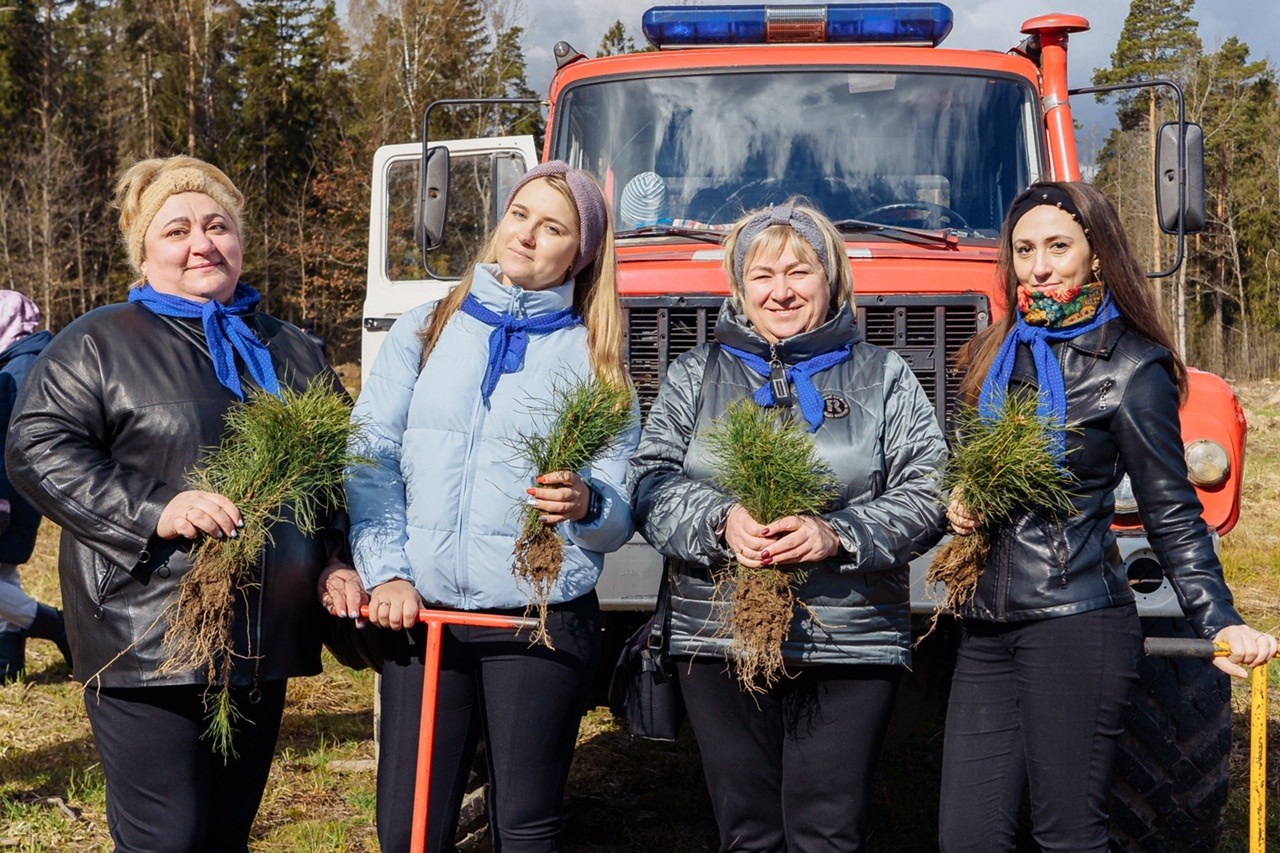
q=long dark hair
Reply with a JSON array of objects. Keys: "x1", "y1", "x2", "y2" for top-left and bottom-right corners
[{"x1": 955, "y1": 180, "x2": 1187, "y2": 403}]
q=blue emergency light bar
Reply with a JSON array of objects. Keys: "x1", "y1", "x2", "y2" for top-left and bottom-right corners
[{"x1": 641, "y1": 3, "x2": 954, "y2": 49}]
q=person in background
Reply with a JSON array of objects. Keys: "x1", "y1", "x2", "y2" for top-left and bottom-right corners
[
  {"x1": 629, "y1": 200, "x2": 947, "y2": 852},
  {"x1": 0, "y1": 290, "x2": 69, "y2": 682},
  {"x1": 6, "y1": 155, "x2": 363, "y2": 852},
  {"x1": 937, "y1": 181, "x2": 1279, "y2": 852},
  {"x1": 346, "y1": 160, "x2": 639, "y2": 853}
]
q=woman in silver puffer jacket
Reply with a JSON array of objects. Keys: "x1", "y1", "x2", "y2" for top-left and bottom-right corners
[{"x1": 629, "y1": 199, "x2": 946, "y2": 853}]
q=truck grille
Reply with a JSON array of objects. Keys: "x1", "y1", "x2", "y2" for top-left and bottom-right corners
[{"x1": 622, "y1": 294, "x2": 990, "y2": 426}]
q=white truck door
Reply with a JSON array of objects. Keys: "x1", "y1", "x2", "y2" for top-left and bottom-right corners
[{"x1": 362, "y1": 136, "x2": 538, "y2": 383}]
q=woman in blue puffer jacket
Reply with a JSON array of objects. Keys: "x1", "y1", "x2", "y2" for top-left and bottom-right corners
[{"x1": 345, "y1": 161, "x2": 639, "y2": 853}]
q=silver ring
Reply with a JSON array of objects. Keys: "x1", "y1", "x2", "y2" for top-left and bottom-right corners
[{"x1": 378, "y1": 600, "x2": 391, "y2": 608}]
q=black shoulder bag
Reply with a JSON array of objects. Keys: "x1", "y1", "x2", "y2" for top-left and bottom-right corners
[
  {"x1": 607, "y1": 343, "x2": 721, "y2": 741},
  {"x1": 607, "y1": 565, "x2": 684, "y2": 741}
]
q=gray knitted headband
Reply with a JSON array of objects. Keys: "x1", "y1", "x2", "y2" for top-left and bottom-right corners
[
  {"x1": 732, "y1": 204, "x2": 832, "y2": 286},
  {"x1": 503, "y1": 161, "x2": 608, "y2": 277}
]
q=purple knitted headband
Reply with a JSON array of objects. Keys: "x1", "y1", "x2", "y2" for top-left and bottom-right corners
[{"x1": 503, "y1": 161, "x2": 608, "y2": 277}]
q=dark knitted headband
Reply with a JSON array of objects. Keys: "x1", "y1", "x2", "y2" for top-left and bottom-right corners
[
  {"x1": 1007, "y1": 185, "x2": 1088, "y2": 235},
  {"x1": 503, "y1": 161, "x2": 608, "y2": 277},
  {"x1": 732, "y1": 204, "x2": 832, "y2": 286}
]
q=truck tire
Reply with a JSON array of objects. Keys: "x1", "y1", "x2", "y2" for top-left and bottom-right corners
[{"x1": 1107, "y1": 617, "x2": 1231, "y2": 852}]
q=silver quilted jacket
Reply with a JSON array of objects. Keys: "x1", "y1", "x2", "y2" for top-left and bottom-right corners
[{"x1": 628, "y1": 301, "x2": 947, "y2": 667}]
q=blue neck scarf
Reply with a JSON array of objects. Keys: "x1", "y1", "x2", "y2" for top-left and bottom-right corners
[
  {"x1": 720, "y1": 342, "x2": 852, "y2": 432},
  {"x1": 977, "y1": 295, "x2": 1121, "y2": 461},
  {"x1": 460, "y1": 292, "x2": 581, "y2": 403},
  {"x1": 129, "y1": 282, "x2": 281, "y2": 401}
]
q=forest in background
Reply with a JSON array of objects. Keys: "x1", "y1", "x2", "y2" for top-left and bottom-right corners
[{"x1": 0, "y1": 0, "x2": 1277, "y2": 375}]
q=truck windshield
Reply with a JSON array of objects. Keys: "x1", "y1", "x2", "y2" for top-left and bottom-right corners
[{"x1": 556, "y1": 69, "x2": 1040, "y2": 238}]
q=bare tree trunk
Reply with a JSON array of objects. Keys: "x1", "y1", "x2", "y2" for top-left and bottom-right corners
[
  {"x1": 1148, "y1": 89, "x2": 1162, "y2": 312},
  {"x1": 1213, "y1": 188, "x2": 1224, "y2": 364},
  {"x1": 143, "y1": 50, "x2": 156, "y2": 155},
  {"x1": 185, "y1": 0, "x2": 198, "y2": 154},
  {"x1": 39, "y1": 0, "x2": 55, "y2": 324}
]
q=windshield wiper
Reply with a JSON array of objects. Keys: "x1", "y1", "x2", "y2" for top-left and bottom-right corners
[
  {"x1": 615, "y1": 223, "x2": 727, "y2": 244},
  {"x1": 832, "y1": 219, "x2": 962, "y2": 248}
]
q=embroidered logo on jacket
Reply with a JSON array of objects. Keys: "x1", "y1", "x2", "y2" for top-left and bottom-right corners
[{"x1": 823, "y1": 395, "x2": 850, "y2": 419}]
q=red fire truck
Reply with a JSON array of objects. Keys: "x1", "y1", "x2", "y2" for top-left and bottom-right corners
[{"x1": 363, "y1": 4, "x2": 1242, "y2": 847}]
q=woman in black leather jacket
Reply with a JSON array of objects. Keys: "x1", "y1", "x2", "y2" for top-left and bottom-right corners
[
  {"x1": 937, "y1": 181, "x2": 1277, "y2": 852},
  {"x1": 5, "y1": 155, "x2": 365, "y2": 853},
  {"x1": 631, "y1": 201, "x2": 946, "y2": 851}
]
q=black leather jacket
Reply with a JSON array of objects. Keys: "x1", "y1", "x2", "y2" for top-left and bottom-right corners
[
  {"x1": 6, "y1": 303, "x2": 347, "y2": 687},
  {"x1": 960, "y1": 318, "x2": 1243, "y2": 639}
]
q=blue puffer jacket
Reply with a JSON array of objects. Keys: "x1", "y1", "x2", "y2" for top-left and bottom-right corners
[
  {"x1": 0, "y1": 329, "x2": 52, "y2": 565},
  {"x1": 347, "y1": 265, "x2": 640, "y2": 611}
]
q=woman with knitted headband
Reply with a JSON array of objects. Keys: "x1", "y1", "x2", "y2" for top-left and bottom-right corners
[
  {"x1": 630, "y1": 199, "x2": 946, "y2": 850},
  {"x1": 937, "y1": 181, "x2": 1277, "y2": 852},
  {"x1": 5, "y1": 155, "x2": 363, "y2": 851},
  {"x1": 345, "y1": 160, "x2": 639, "y2": 851}
]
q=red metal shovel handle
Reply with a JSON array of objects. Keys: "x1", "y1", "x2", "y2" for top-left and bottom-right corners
[{"x1": 358, "y1": 605, "x2": 538, "y2": 853}]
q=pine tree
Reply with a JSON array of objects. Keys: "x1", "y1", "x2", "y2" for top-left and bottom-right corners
[
  {"x1": 1092, "y1": 0, "x2": 1201, "y2": 280},
  {"x1": 596, "y1": 20, "x2": 635, "y2": 57}
]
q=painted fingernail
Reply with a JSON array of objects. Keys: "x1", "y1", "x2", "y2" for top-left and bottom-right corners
[
  {"x1": 229, "y1": 529, "x2": 238, "y2": 539},
  {"x1": 526, "y1": 497, "x2": 538, "y2": 506},
  {"x1": 761, "y1": 555, "x2": 772, "y2": 565},
  {"x1": 526, "y1": 488, "x2": 537, "y2": 495},
  {"x1": 761, "y1": 528, "x2": 771, "y2": 536},
  {"x1": 761, "y1": 550, "x2": 771, "y2": 560},
  {"x1": 236, "y1": 518, "x2": 245, "y2": 528}
]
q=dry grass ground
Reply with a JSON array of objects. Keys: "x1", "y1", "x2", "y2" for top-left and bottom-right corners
[{"x1": 2, "y1": 381, "x2": 1280, "y2": 851}]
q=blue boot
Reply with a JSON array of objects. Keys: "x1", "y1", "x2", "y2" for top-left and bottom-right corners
[{"x1": 0, "y1": 629, "x2": 25, "y2": 683}]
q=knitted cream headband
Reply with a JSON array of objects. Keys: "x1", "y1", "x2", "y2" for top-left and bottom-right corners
[{"x1": 124, "y1": 164, "x2": 244, "y2": 275}]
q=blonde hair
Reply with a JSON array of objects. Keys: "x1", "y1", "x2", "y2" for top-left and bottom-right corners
[
  {"x1": 114, "y1": 155, "x2": 245, "y2": 283},
  {"x1": 721, "y1": 199, "x2": 854, "y2": 315},
  {"x1": 417, "y1": 173, "x2": 627, "y2": 387}
]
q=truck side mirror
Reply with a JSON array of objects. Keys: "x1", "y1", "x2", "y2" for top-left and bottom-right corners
[
  {"x1": 417, "y1": 144, "x2": 450, "y2": 252},
  {"x1": 1156, "y1": 122, "x2": 1205, "y2": 235}
]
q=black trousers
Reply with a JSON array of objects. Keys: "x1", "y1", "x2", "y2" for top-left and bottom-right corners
[
  {"x1": 678, "y1": 659, "x2": 901, "y2": 853},
  {"x1": 83, "y1": 680, "x2": 288, "y2": 853},
  {"x1": 376, "y1": 592, "x2": 600, "y2": 853},
  {"x1": 938, "y1": 603, "x2": 1143, "y2": 852}
]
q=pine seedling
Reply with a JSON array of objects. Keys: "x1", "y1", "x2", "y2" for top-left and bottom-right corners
[
  {"x1": 160, "y1": 379, "x2": 369, "y2": 758},
  {"x1": 511, "y1": 376, "x2": 635, "y2": 648},
  {"x1": 703, "y1": 399, "x2": 838, "y2": 692},
  {"x1": 925, "y1": 393, "x2": 1078, "y2": 626}
]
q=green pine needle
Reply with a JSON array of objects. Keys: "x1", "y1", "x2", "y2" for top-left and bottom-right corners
[
  {"x1": 702, "y1": 399, "x2": 838, "y2": 690},
  {"x1": 943, "y1": 394, "x2": 1078, "y2": 524},
  {"x1": 704, "y1": 399, "x2": 839, "y2": 525},
  {"x1": 511, "y1": 376, "x2": 636, "y2": 540},
  {"x1": 160, "y1": 378, "x2": 370, "y2": 759},
  {"x1": 510, "y1": 375, "x2": 636, "y2": 647},
  {"x1": 923, "y1": 392, "x2": 1079, "y2": 630}
]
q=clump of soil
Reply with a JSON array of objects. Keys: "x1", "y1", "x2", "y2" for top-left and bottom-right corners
[{"x1": 719, "y1": 566, "x2": 798, "y2": 691}]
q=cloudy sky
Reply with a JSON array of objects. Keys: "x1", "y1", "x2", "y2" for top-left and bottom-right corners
[{"x1": 511, "y1": 0, "x2": 1280, "y2": 162}]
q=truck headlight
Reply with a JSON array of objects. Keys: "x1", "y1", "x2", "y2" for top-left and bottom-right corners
[
  {"x1": 1184, "y1": 439, "x2": 1230, "y2": 487},
  {"x1": 1113, "y1": 475, "x2": 1138, "y2": 515}
]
